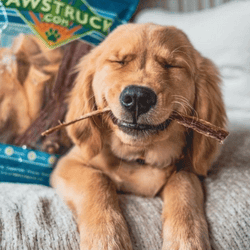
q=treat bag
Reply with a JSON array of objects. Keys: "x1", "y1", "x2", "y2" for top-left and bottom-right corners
[{"x1": 0, "y1": 1, "x2": 8, "y2": 40}]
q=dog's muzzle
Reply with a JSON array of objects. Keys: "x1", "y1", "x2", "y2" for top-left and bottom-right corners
[{"x1": 119, "y1": 85, "x2": 157, "y2": 123}]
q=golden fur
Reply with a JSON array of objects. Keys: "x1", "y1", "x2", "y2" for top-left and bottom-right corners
[{"x1": 51, "y1": 23, "x2": 227, "y2": 250}]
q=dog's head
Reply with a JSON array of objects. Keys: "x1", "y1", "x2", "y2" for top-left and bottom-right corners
[{"x1": 66, "y1": 23, "x2": 226, "y2": 175}]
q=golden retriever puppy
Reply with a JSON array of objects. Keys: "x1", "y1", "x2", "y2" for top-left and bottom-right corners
[{"x1": 51, "y1": 23, "x2": 227, "y2": 250}]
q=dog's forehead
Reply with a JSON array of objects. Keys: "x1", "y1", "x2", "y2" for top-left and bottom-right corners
[
  {"x1": 102, "y1": 24, "x2": 190, "y2": 56},
  {"x1": 147, "y1": 26, "x2": 191, "y2": 50},
  {"x1": 104, "y1": 24, "x2": 147, "y2": 48}
]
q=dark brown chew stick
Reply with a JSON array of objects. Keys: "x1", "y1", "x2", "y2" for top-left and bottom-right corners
[{"x1": 170, "y1": 112, "x2": 229, "y2": 143}]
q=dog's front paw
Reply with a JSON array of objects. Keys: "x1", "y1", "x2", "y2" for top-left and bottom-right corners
[
  {"x1": 79, "y1": 214, "x2": 132, "y2": 250},
  {"x1": 162, "y1": 216, "x2": 211, "y2": 250},
  {"x1": 80, "y1": 227, "x2": 132, "y2": 250}
]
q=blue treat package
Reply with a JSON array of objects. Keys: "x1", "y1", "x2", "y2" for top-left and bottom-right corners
[
  {"x1": 0, "y1": 0, "x2": 139, "y2": 48},
  {"x1": 0, "y1": 0, "x2": 139, "y2": 186},
  {"x1": 0, "y1": 143, "x2": 59, "y2": 186}
]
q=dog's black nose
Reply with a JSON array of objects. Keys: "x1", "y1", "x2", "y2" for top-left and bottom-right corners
[{"x1": 119, "y1": 85, "x2": 157, "y2": 119}]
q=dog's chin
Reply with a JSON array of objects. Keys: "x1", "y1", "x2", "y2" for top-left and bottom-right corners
[{"x1": 110, "y1": 114, "x2": 172, "y2": 145}]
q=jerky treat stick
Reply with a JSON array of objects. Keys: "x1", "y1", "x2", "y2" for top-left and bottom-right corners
[
  {"x1": 0, "y1": 49, "x2": 31, "y2": 144},
  {"x1": 170, "y1": 112, "x2": 229, "y2": 143},
  {"x1": 42, "y1": 108, "x2": 229, "y2": 143},
  {"x1": 24, "y1": 66, "x2": 51, "y2": 121}
]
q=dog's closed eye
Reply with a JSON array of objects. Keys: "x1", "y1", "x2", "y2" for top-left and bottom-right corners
[
  {"x1": 108, "y1": 54, "x2": 136, "y2": 66},
  {"x1": 162, "y1": 63, "x2": 174, "y2": 69},
  {"x1": 155, "y1": 56, "x2": 182, "y2": 70},
  {"x1": 110, "y1": 60, "x2": 126, "y2": 66}
]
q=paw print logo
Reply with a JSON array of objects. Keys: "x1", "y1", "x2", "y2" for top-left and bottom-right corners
[{"x1": 45, "y1": 28, "x2": 61, "y2": 42}]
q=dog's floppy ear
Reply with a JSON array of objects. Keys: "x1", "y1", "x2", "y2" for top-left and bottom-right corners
[
  {"x1": 189, "y1": 54, "x2": 227, "y2": 176},
  {"x1": 66, "y1": 48, "x2": 103, "y2": 159}
]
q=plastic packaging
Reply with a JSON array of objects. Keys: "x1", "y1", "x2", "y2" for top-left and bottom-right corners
[
  {"x1": 0, "y1": 1, "x2": 8, "y2": 37},
  {"x1": 0, "y1": 0, "x2": 138, "y2": 186},
  {"x1": 0, "y1": 143, "x2": 58, "y2": 186},
  {"x1": 0, "y1": 1, "x2": 33, "y2": 47},
  {"x1": 1, "y1": 0, "x2": 139, "y2": 48}
]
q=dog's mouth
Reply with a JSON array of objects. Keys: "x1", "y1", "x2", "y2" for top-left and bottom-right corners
[{"x1": 111, "y1": 113, "x2": 172, "y2": 135}]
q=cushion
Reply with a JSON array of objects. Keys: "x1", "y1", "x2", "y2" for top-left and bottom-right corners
[
  {"x1": 0, "y1": 123, "x2": 249, "y2": 249},
  {"x1": 135, "y1": 1, "x2": 250, "y2": 126}
]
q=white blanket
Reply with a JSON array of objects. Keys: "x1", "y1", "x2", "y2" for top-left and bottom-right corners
[{"x1": 0, "y1": 123, "x2": 249, "y2": 249}]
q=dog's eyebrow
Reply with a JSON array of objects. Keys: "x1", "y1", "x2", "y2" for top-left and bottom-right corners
[
  {"x1": 154, "y1": 55, "x2": 175, "y2": 66},
  {"x1": 109, "y1": 53, "x2": 136, "y2": 62},
  {"x1": 155, "y1": 54, "x2": 191, "y2": 69}
]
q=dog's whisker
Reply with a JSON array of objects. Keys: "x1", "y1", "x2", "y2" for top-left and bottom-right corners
[
  {"x1": 171, "y1": 101, "x2": 189, "y2": 116},
  {"x1": 145, "y1": 113, "x2": 168, "y2": 126},
  {"x1": 171, "y1": 101, "x2": 188, "y2": 115},
  {"x1": 173, "y1": 99, "x2": 193, "y2": 114},
  {"x1": 172, "y1": 95, "x2": 199, "y2": 118},
  {"x1": 172, "y1": 95, "x2": 191, "y2": 104}
]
